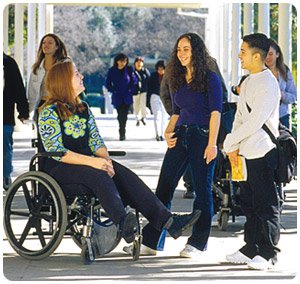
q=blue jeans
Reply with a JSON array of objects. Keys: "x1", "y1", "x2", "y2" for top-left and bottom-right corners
[
  {"x1": 142, "y1": 124, "x2": 216, "y2": 251},
  {"x1": 3, "y1": 125, "x2": 14, "y2": 178},
  {"x1": 280, "y1": 114, "x2": 290, "y2": 129}
]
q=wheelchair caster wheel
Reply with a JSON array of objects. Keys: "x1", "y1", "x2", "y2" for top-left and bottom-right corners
[
  {"x1": 218, "y1": 211, "x2": 229, "y2": 231},
  {"x1": 132, "y1": 235, "x2": 142, "y2": 261}
]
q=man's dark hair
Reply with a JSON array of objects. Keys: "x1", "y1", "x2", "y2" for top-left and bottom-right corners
[
  {"x1": 243, "y1": 33, "x2": 270, "y2": 60},
  {"x1": 155, "y1": 60, "x2": 165, "y2": 70}
]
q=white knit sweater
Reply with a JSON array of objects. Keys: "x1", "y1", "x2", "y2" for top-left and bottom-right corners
[{"x1": 224, "y1": 69, "x2": 280, "y2": 159}]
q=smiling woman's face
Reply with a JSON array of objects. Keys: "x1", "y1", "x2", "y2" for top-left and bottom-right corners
[{"x1": 177, "y1": 37, "x2": 192, "y2": 68}]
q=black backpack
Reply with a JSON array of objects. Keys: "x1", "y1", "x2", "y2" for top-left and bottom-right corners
[
  {"x1": 246, "y1": 103, "x2": 297, "y2": 184},
  {"x1": 262, "y1": 123, "x2": 297, "y2": 184}
]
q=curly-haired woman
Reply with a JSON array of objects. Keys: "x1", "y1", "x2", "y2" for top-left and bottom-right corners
[{"x1": 136, "y1": 33, "x2": 223, "y2": 258}]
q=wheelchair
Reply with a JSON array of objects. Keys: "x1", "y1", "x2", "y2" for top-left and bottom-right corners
[
  {"x1": 212, "y1": 150, "x2": 243, "y2": 231},
  {"x1": 3, "y1": 140, "x2": 143, "y2": 264}
]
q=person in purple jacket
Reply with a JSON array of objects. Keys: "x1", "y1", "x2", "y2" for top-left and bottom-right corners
[
  {"x1": 124, "y1": 33, "x2": 222, "y2": 257},
  {"x1": 105, "y1": 53, "x2": 137, "y2": 140}
]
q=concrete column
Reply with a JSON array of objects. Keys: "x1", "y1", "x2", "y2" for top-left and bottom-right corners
[
  {"x1": 38, "y1": 3, "x2": 46, "y2": 42},
  {"x1": 46, "y1": 5, "x2": 54, "y2": 33},
  {"x1": 230, "y1": 3, "x2": 241, "y2": 102},
  {"x1": 258, "y1": 3, "x2": 270, "y2": 36},
  {"x1": 27, "y1": 3, "x2": 36, "y2": 85},
  {"x1": 14, "y1": 4, "x2": 24, "y2": 74},
  {"x1": 222, "y1": 3, "x2": 231, "y2": 94},
  {"x1": 207, "y1": 2, "x2": 221, "y2": 64},
  {"x1": 3, "y1": 5, "x2": 9, "y2": 54},
  {"x1": 279, "y1": 3, "x2": 292, "y2": 68},
  {"x1": 243, "y1": 3, "x2": 254, "y2": 36}
]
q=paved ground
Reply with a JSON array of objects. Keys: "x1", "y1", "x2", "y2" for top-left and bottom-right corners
[{"x1": 2, "y1": 109, "x2": 298, "y2": 282}]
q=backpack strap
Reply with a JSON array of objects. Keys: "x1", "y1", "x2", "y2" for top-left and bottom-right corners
[{"x1": 245, "y1": 103, "x2": 278, "y2": 146}]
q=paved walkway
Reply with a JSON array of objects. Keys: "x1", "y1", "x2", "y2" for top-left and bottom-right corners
[{"x1": 2, "y1": 110, "x2": 298, "y2": 282}]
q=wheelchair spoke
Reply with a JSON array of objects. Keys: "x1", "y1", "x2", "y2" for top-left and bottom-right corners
[
  {"x1": 9, "y1": 210, "x2": 30, "y2": 218},
  {"x1": 19, "y1": 218, "x2": 35, "y2": 245},
  {"x1": 38, "y1": 213, "x2": 56, "y2": 221},
  {"x1": 35, "y1": 220, "x2": 46, "y2": 247},
  {"x1": 34, "y1": 191, "x2": 50, "y2": 213},
  {"x1": 22, "y1": 183, "x2": 34, "y2": 211}
]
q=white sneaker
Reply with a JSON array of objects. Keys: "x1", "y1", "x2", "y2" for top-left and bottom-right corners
[
  {"x1": 225, "y1": 250, "x2": 251, "y2": 264},
  {"x1": 247, "y1": 255, "x2": 274, "y2": 270},
  {"x1": 123, "y1": 244, "x2": 157, "y2": 256},
  {"x1": 180, "y1": 244, "x2": 203, "y2": 258}
]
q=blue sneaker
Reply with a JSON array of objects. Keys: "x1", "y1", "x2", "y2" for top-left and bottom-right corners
[{"x1": 164, "y1": 210, "x2": 201, "y2": 239}]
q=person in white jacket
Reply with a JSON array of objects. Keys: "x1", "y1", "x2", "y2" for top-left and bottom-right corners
[
  {"x1": 223, "y1": 33, "x2": 281, "y2": 271},
  {"x1": 27, "y1": 33, "x2": 68, "y2": 119}
]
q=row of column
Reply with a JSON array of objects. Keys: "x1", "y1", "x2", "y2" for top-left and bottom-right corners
[
  {"x1": 207, "y1": 3, "x2": 292, "y2": 101},
  {"x1": 3, "y1": 3, "x2": 293, "y2": 102},
  {"x1": 3, "y1": 3, "x2": 53, "y2": 85}
]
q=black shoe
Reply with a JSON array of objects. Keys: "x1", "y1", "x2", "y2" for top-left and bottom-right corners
[
  {"x1": 159, "y1": 136, "x2": 164, "y2": 141},
  {"x1": 119, "y1": 135, "x2": 126, "y2": 141},
  {"x1": 119, "y1": 212, "x2": 138, "y2": 243},
  {"x1": 141, "y1": 118, "x2": 146, "y2": 125},
  {"x1": 3, "y1": 177, "x2": 12, "y2": 191},
  {"x1": 164, "y1": 210, "x2": 201, "y2": 239},
  {"x1": 156, "y1": 135, "x2": 160, "y2": 141},
  {"x1": 183, "y1": 190, "x2": 195, "y2": 199},
  {"x1": 136, "y1": 120, "x2": 140, "y2": 126}
]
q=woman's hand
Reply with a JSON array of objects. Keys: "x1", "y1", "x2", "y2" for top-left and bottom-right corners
[
  {"x1": 106, "y1": 159, "x2": 115, "y2": 178},
  {"x1": 90, "y1": 157, "x2": 115, "y2": 177},
  {"x1": 204, "y1": 145, "x2": 218, "y2": 164},
  {"x1": 165, "y1": 132, "x2": 177, "y2": 149}
]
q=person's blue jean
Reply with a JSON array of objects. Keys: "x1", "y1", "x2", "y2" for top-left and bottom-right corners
[
  {"x1": 279, "y1": 114, "x2": 290, "y2": 129},
  {"x1": 142, "y1": 124, "x2": 216, "y2": 251},
  {"x1": 3, "y1": 125, "x2": 14, "y2": 178}
]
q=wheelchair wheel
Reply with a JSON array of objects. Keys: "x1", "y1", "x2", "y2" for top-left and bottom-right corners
[
  {"x1": 4, "y1": 171, "x2": 68, "y2": 260},
  {"x1": 218, "y1": 210, "x2": 229, "y2": 231}
]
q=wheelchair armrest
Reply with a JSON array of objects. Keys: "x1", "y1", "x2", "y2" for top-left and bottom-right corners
[
  {"x1": 29, "y1": 152, "x2": 65, "y2": 171},
  {"x1": 108, "y1": 151, "x2": 126, "y2": 156}
]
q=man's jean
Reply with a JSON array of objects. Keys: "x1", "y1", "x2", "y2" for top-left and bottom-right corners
[
  {"x1": 142, "y1": 124, "x2": 215, "y2": 251},
  {"x1": 3, "y1": 125, "x2": 14, "y2": 178}
]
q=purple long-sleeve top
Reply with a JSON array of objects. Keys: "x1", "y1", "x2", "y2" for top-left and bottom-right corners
[
  {"x1": 172, "y1": 71, "x2": 222, "y2": 126},
  {"x1": 105, "y1": 66, "x2": 137, "y2": 108}
]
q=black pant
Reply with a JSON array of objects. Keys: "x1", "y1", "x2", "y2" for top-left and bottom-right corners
[
  {"x1": 116, "y1": 104, "x2": 130, "y2": 138},
  {"x1": 47, "y1": 159, "x2": 171, "y2": 230},
  {"x1": 239, "y1": 149, "x2": 280, "y2": 260}
]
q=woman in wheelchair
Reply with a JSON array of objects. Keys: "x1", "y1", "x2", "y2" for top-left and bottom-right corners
[{"x1": 37, "y1": 59, "x2": 201, "y2": 247}]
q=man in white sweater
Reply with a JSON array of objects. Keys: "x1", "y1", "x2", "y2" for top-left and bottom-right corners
[{"x1": 223, "y1": 33, "x2": 281, "y2": 270}]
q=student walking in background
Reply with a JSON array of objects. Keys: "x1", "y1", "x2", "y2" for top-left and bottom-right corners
[
  {"x1": 147, "y1": 60, "x2": 169, "y2": 141},
  {"x1": 133, "y1": 56, "x2": 150, "y2": 126},
  {"x1": 105, "y1": 53, "x2": 137, "y2": 141}
]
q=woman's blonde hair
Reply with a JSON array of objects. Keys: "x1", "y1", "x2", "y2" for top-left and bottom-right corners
[{"x1": 39, "y1": 59, "x2": 85, "y2": 120}]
